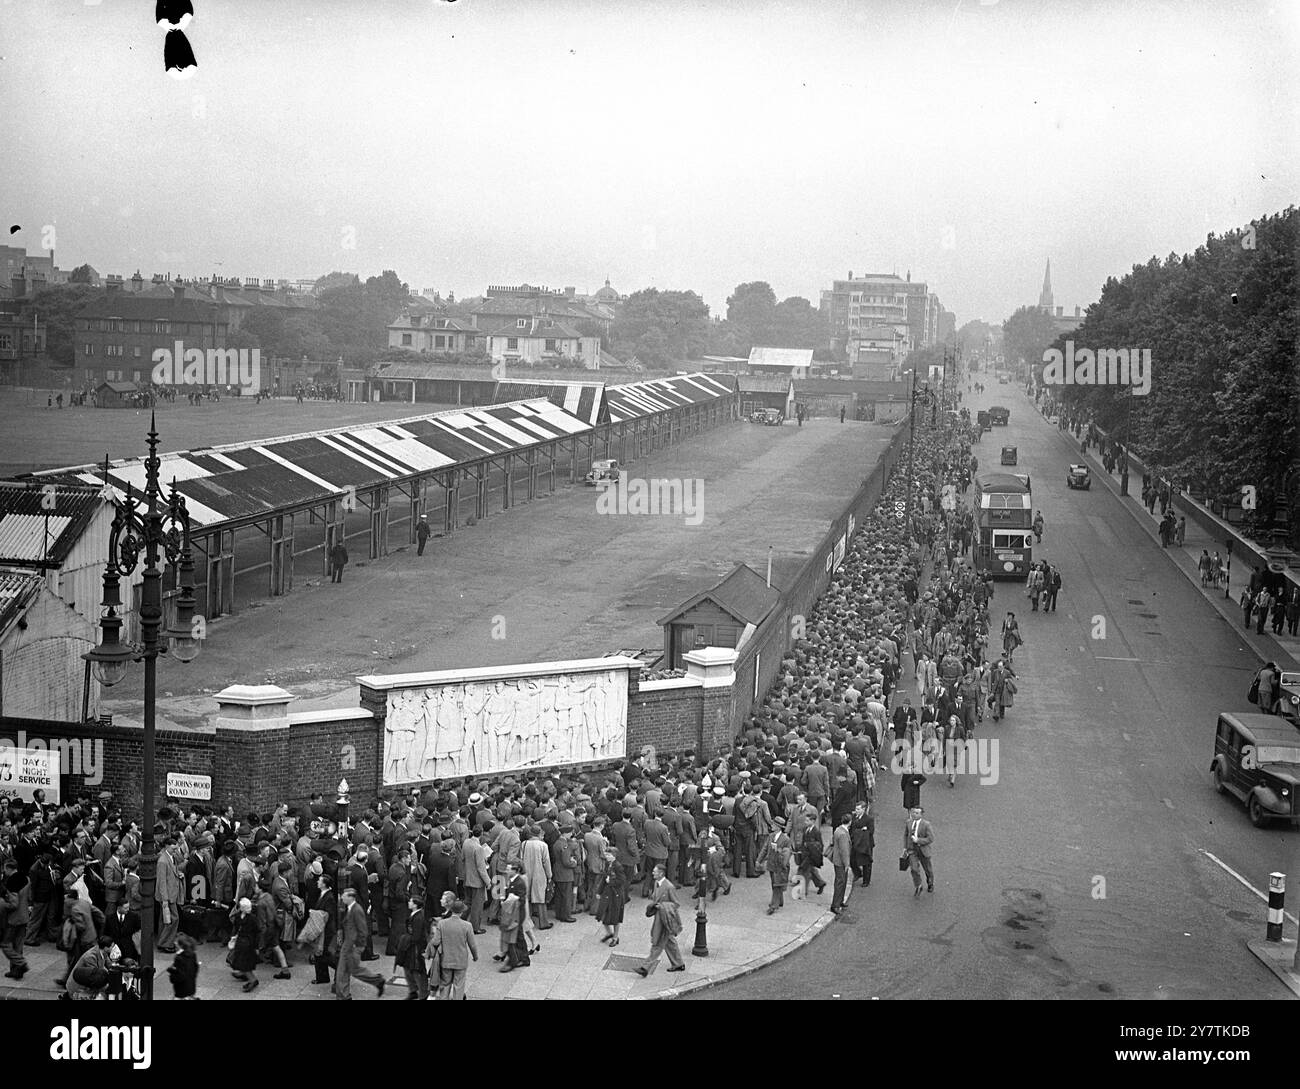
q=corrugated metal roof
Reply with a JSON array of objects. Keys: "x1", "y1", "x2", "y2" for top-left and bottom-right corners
[
  {"x1": 737, "y1": 375, "x2": 794, "y2": 394},
  {"x1": 33, "y1": 400, "x2": 594, "y2": 533},
  {"x1": 494, "y1": 380, "x2": 606, "y2": 425},
  {"x1": 604, "y1": 373, "x2": 734, "y2": 424},
  {"x1": 0, "y1": 570, "x2": 45, "y2": 638},
  {"x1": 659, "y1": 563, "x2": 780, "y2": 627},
  {"x1": 793, "y1": 379, "x2": 908, "y2": 400},
  {"x1": 0, "y1": 482, "x2": 102, "y2": 566}
]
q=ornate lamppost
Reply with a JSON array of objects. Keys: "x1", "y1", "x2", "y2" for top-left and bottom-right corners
[{"x1": 82, "y1": 416, "x2": 202, "y2": 1000}]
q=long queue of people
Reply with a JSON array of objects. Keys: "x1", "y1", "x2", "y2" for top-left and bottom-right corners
[{"x1": 0, "y1": 407, "x2": 1035, "y2": 998}]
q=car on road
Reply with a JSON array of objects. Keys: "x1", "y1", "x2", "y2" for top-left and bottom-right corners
[
  {"x1": 1211, "y1": 712, "x2": 1300, "y2": 827},
  {"x1": 988, "y1": 406, "x2": 1010, "y2": 425},
  {"x1": 584, "y1": 458, "x2": 620, "y2": 485},
  {"x1": 1000, "y1": 445, "x2": 1018, "y2": 466},
  {"x1": 749, "y1": 408, "x2": 784, "y2": 425},
  {"x1": 1276, "y1": 672, "x2": 1300, "y2": 726},
  {"x1": 1066, "y1": 463, "x2": 1091, "y2": 489}
]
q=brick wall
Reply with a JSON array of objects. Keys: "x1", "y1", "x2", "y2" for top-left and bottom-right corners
[
  {"x1": 0, "y1": 715, "x2": 215, "y2": 815},
  {"x1": 628, "y1": 680, "x2": 703, "y2": 758},
  {"x1": 285, "y1": 711, "x2": 380, "y2": 811}
]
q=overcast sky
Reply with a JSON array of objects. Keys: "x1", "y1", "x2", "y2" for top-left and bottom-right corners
[{"x1": 3, "y1": 0, "x2": 1296, "y2": 324}]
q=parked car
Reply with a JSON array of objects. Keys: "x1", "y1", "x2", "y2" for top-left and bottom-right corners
[
  {"x1": 1211, "y1": 712, "x2": 1300, "y2": 827},
  {"x1": 988, "y1": 406, "x2": 1010, "y2": 425},
  {"x1": 1276, "y1": 672, "x2": 1300, "y2": 726},
  {"x1": 1000, "y1": 446, "x2": 1018, "y2": 466},
  {"x1": 584, "y1": 458, "x2": 620, "y2": 485},
  {"x1": 749, "y1": 408, "x2": 784, "y2": 425},
  {"x1": 1066, "y1": 463, "x2": 1091, "y2": 489}
]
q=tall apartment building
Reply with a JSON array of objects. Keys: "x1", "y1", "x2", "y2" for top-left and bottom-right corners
[{"x1": 821, "y1": 270, "x2": 946, "y2": 355}]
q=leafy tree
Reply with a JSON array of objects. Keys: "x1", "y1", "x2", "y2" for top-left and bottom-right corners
[
  {"x1": 68, "y1": 264, "x2": 96, "y2": 284},
  {"x1": 29, "y1": 283, "x2": 99, "y2": 365},
  {"x1": 610, "y1": 288, "x2": 711, "y2": 367},
  {"x1": 726, "y1": 281, "x2": 778, "y2": 347},
  {"x1": 1002, "y1": 306, "x2": 1059, "y2": 383}
]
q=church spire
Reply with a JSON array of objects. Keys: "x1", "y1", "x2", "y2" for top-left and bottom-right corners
[{"x1": 1038, "y1": 258, "x2": 1054, "y2": 312}]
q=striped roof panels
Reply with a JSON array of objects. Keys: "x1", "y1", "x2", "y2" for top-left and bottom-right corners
[
  {"x1": 0, "y1": 482, "x2": 101, "y2": 566},
  {"x1": 603, "y1": 373, "x2": 734, "y2": 424},
  {"x1": 493, "y1": 380, "x2": 606, "y2": 426},
  {"x1": 32, "y1": 400, "x2": 593, "y2": 532}
]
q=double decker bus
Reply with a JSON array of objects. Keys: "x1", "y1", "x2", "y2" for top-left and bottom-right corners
[{"x1": 974, "y1": 472, "x2": 1032, "y2": 577}]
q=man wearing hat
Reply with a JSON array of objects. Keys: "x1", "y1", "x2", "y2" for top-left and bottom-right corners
[
  {"x1": 765, "y1": 817, "x2": 793, "y2": 915},
  {"x1": 416, "y1": 514, "x2": 431, "y2": 556}
]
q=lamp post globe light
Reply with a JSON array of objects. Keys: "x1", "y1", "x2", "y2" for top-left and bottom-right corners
[{"x1": 81, "y1": 416, "x2": 202, "y2": 1000}]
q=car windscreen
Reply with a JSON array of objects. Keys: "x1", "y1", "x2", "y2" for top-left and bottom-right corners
[{"x1": 1256, "y1": 745, "x2": 1300, "y2": 765}]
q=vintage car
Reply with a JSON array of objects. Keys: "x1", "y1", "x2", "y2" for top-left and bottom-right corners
[
  {"x1": 749, "y1": 407, "x2": 784, "y2": 425},
  {"x1": 988, "y1": 406, "x2": 1010, "y2": 426},
  {"x1": 1276, "y1": 671, "x2": 1300, "y2": 726},
  {"x1": 1066, "y1": 463, "x2": 1091, "y2": 489},
  {"x1": 1211, "y1": 712, "x2": 1300, "y2": 827},
  {"x1": 1000, "y1": 445, "x2": 1018, "y2": 466},
  {"x1": 584, "y1": 458, "x2": 620, "y2": 485},
  {"x1": 976, "y1": 410, "x2": 991, "y2": 431}
]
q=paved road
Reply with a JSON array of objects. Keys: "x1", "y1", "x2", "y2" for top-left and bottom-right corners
[{"x1": 694, "y1": 382, "x2": 1298, "y2": 1001}]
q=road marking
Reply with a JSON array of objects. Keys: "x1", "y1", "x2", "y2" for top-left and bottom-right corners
[
  {"x1": 1122, "y1": 733, "x2": 1131, "y2": 742},
  {"x1": 1200, "y1": 849, "x2": 1300, "y2": 926},
  {"x1": 1096, "y1": 656, "x2": 1141, "y2": 661},
  {"x1": 1162, "y1": 798, "x2": 1174, "y2": 809}
]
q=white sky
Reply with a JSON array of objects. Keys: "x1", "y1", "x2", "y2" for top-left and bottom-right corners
[{"x1": 3, "y1": 0, "x2": 1297, "y2": 324}]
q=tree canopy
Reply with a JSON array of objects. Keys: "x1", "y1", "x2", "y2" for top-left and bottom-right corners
[{"x1": 1044, "y1": 206, "x2": 1299, "y2": 544}]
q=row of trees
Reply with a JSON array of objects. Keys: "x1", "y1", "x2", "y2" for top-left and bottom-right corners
[
  {"x1": 1032, "y1": 206, "x2": 1299, "y2": 544},
  {"x1": 607, "y1": 280, "x2": 832, "y2": 369}
]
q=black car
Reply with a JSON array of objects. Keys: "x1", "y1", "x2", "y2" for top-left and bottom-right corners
[
  {"x1": 1211, "y1": 712, "x2": 1300, "y2": 827},
  {"x1": 1066, "y1": 463, "x2": 1091, "y2": 489},
  {"x1": 988, "y1": 406, "x2": 1010, "y2": 425}
]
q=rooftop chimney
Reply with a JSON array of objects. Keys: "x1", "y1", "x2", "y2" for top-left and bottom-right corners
[
  {"x1": 173, "y1": 284, "x2": 186, "y2": 301},
  {"x1": 105, "y1": 275, "x2": 123, "y2": 294},
  {"x1": 1074, "y1": 306, "x2": 1080, "y2": 317}
]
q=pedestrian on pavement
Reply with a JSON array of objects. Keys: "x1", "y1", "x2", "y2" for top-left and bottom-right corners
[
  {"x1": 596, "y1": 851, "x2": 627, "y2": 947},
  {"x1": 1001, "y1": 612, "x2": 1022, "y2": 665},
  {"x1": 849, "y1": 801, "x2": 875, "y2": 887},
  {"x1": 396, "y1": 894, "x2": 430, "y2": 999},
  {"x1": 903, "y1": 807, "x2": 934, "y2": 897},
  {"x1": 1175, "y1": 515, "x2": 1186, "y2": 547},
  {"x1": 1, "y1": 858, "x2": 30, "y2": 980},
  {"x1": 495, "y1": 869, "x2": 531, "y2": 972},
  {"x1": 167, "y1": 933, "x2": 199, "y2": 999},
  {"x1": 900, "y1": 764, "x2": 926, "y2": 812},
  {"x1": 415, "y1": 515, "x2": 431, "y2": 556},
  {"x1": 1032, "y1": 510, "x2": 1044, "y2": 543},
  {"x1": 1287, "y1": 589, "x2": 1300, "y2": 637},
  {"x1": 765, "y1": 818, "x2": 793, "y2": 915},
  {"x1": 798, "y1": 821, "x2": 826, "y2": 897},
  {"x1": 229, "y1": 896, "x2": 262, "y2": 992},
  {"x1": 329, "y1": 541, "x2": 348, "y2": 584},
  {"x1": 1241, "y1": 587, "x2": 1254, "y2": 628},
  {"x1": 1271, "y1": 592, "x2": 1287, "y2": 636},
  {"x1": 829, "y1": 814, "x2": 852, "y2": 914},
  {"x1": 433, "y1": 899, "x2": 478, "y2": 999},
  {"x1": 1199, "y1": 550, "x2": 1214, "y2": 586},
  {"x1": 636, "y1": 864, "x2": 685, "y2": 977},
  {"x1": 334, "y1": 886, "x2": 385, "y2": 1000},
  {"x1": 521, "y1": 825, "x2": 553, "y2": 930},
  {"x1": 1255, "y1": 588, "x2": 1272, "y2": 635}
]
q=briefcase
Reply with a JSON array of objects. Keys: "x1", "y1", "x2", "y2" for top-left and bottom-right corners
[{"x1": 898, "y1": 852, "x2": 910, "y2": 872}]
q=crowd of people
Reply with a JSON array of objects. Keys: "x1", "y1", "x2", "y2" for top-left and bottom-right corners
[{"x1": 0, "y1": 398, "x2": 1043, "y2": 998}]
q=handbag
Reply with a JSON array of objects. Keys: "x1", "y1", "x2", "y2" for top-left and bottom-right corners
[{"x1": 1247, "y1": 676, "x2": 1261, "y2": 705}]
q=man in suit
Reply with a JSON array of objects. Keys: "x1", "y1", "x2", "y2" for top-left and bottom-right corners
[
  {"x1": 583, "y1": 817, "x2": 607, "y2": 917},
  {"x1": 462, "y1": 827, "x2": 491, "y2": 935},
  {"x1": 55, "y1": 889, "x2": 97, "y2": 988},
  {"x1": 903, "y1": 806, "x2": 934, "y2": 897},
  {"x1": 424, "y1": 835, "x2": 456, "y2": 917},
  {"x1": 334, "y1": 887, "x2": 385, "y2": 1000},
  {"x1": 1, "y1": 858, "x2": 30, "y2": 979},
  {"x1": 829, "y1": 813, "x2": 853, "y2": 914},
  {"x1": 154, "y1": 842, "x2": 182, "y2": 954},
  {"x1": 849, "y1": 801, "x2": 875, "y2": 887},
  {"x1": 102, "y1": 899, "x2": 141, "y2": 962},
  {"x1": 400, "y1": 894, "x2": 430, "y2": 1000},
  {"x1": 434, "y1": 899, "x2": 479, "y2": 1000},
  {"x1": 636, "y1": 865, "x2": 685, "y2": 977},
  {"x1": 608, "y1": 808, "x2": 640, "y2": 899},
  {"x1": 550, "y1": 826, "x2": 580, "y2": 923},
  {"x1": 344, "y1": 846, "x2": 378, "y2": 959},
  {"x1": 641, "y1": 813, "x2": 672, "y2": 897}
]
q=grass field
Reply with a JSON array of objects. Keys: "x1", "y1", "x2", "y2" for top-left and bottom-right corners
[{"x1": 0, "y1": 390, "x2": 459, "y2": 475}]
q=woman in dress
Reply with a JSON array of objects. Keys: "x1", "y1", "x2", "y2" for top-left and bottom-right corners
[
  {"x1": 497, "y1": 863, "x2": 531, "y2": 972},
  {"x1": 596, "y1": 851, "x2": 626, "y2": 947}
]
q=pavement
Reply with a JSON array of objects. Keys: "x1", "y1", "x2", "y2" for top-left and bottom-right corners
[{"x1": 0, "y1": 856, "x2": 840, "y2": 1001}]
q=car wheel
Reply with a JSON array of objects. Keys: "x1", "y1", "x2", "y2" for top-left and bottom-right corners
[
  {"x1": 1212, "y1": 765, "x2": 1226, "y2": 794},
  {"x1": 1248, "y1": 795, "x2": 1269, "y2": 828}
]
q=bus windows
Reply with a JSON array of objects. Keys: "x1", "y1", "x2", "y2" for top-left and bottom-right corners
[{"x1": 993, "y1": 532, "x2": 1030, "y2": 550}]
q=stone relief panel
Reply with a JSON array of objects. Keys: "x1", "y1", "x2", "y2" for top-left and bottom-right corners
[{"x1": 382, "y1": 669, "x2": 628, "y2": 785}]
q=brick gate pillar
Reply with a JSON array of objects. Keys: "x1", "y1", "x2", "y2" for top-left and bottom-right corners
[
  {"x1": 683, "y1": 647, "x2": 738, "y2": 754},
  {"x1": 211, "y1": 684, "x2": 295, "y2": 815}
]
